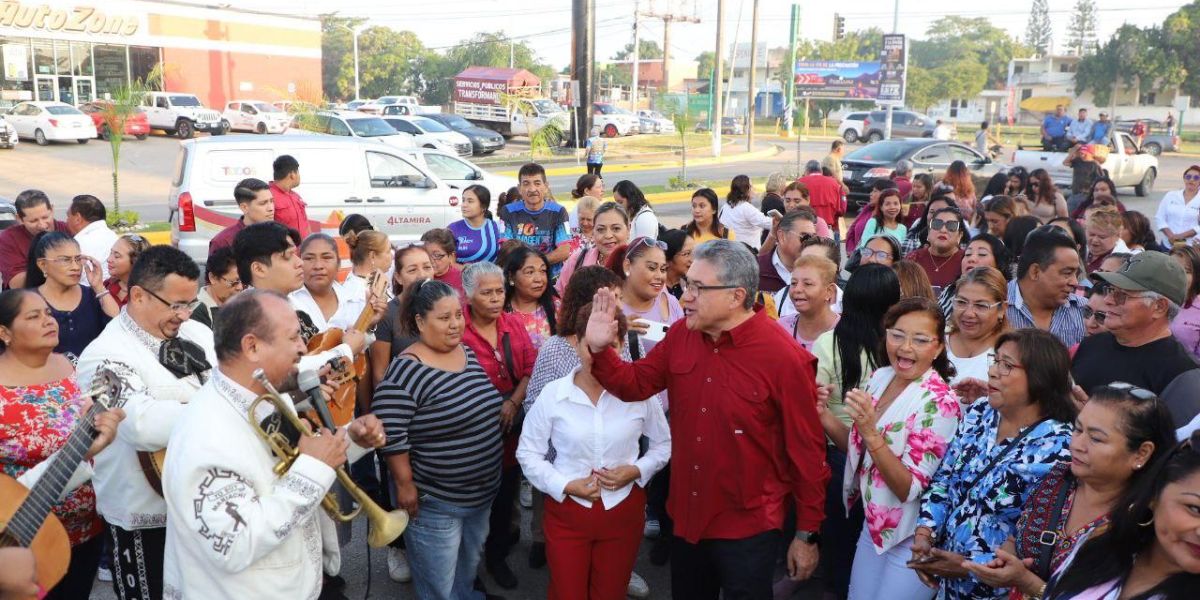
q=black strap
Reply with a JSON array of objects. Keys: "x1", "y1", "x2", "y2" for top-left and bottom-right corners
[
  {"x1": 1034, "y1": 475, "x2": 1074, "y2": 579},
  {"x1": 574, "y1": 247, "x2": 589, "y2": 270},
  {"x1": 628, "y1": 330, "x2": 641, "y2": 361},
  {"x1": 500, "y1": 332, "x2": 517, "y2": 383},
  {"x1": 966, "y1": 417, "x2": 1052, "y2": 491}
]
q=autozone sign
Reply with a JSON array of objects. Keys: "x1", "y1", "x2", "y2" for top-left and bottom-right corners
[{"x1": 0, "y1": 1, "x2": 140, "y2": 36}]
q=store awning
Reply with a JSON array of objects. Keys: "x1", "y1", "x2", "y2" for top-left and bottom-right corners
[{"x1": 1019, "y1": 96, "x2": 1073, "y2": 112}]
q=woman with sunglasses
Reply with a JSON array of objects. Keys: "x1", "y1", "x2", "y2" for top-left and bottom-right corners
[
  {"x1": 608, "y1": 238, "x2": 683, "y2": 355},
  {"x1": 902, "y1": 191, "x2": 956, "y2": 255},
  {"x1": 102, "y1": 234, "x2": 150, "y2": 308},
  {"x1": 777, "y1": 255, "x2": 840, "y2": 351},
  {"x1": 1154, "y1": 164, "x2": 1200, "y2": 246},
  {"x1": 912, "y1": 328, "x2": 1077, "y2": 600},
  {"x1": 945, "y1": 267, "x2": 1009, "y2": 401},
  {"x1": 905, "y1": 206, "x2": 967, "y2": 292},
  {"x1": 1042, "y1": 429, "x2": 1200, "y2": 599},
  {"x1": 557, "y1": 202, "x2": 630, "y2": 295},
  {"x1": 936, "y1": 233, "x2": 1011, "y2": 317},
  {"x1": 1169, "y1": 245, "x2": 1200, "y2": 359},
  {"x1": 1080, "y1": 285, "x2": 1111, "y2": 348},
  {"x1": 24, "y1": 232, "x2": 118, "y2": 362},
  {"x1": 963, "y1": 383, "x2": 1176, "y2": 600},
  {"x1": 1026, "y1": 169, "x2": 1069, "y2": 224}
]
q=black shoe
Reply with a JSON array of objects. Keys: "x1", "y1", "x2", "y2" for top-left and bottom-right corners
[
  {"x1": 487, "y1": 557, "x2": 519, "y2": 589},
  {"x1": 318, "y1": 574, "x2": 349, "y2": 600},
  {"x1": 649, "y1": 536, "x2": 671, "y2": 566},
  {"x1": 528, "y1": 541, "x2": 547, "y2": 569}
]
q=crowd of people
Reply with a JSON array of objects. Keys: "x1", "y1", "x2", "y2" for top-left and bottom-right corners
[{"x1": 2, "y1": 144, "x2": 1200, "y2": 600}]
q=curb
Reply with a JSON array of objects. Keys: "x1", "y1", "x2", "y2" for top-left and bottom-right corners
[{"x1": 495, "y1": 144, "x2": 783, "y2": 178}]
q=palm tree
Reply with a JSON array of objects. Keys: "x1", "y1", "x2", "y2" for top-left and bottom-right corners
[{"x1": 96, "y1": 65, "x2": 163, "y2": 227}]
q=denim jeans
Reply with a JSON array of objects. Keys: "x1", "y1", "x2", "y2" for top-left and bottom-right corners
[{"x1": 403, "y1": 494, "x2": 492, "y2": 600}]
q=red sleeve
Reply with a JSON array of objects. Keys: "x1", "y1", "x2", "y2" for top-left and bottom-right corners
[
  {"x1": 0, "y1": 231, "x2": 25, "y2": 288},
  {"x1": 777, "y1": 347, "x2": 830, "y2": 532},
  {"x1": 590, "y1": 333, "x2": 671, "y2": 403}
]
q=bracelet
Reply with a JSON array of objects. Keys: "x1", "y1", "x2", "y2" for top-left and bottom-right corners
[
  {"x1": 95, "y1": 289, "x2": 112, "y2": 300},
  {"x1": 866, "y1": 438, "x2": 887, "y2": 453},
  {"x1": 1027, "y1": 582, "x2": 1047, "y2": 600}
]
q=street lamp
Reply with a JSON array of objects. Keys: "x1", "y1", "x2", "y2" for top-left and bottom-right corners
[{"x1": 336, "y1": 23, "x2": 367, "y2": 101}]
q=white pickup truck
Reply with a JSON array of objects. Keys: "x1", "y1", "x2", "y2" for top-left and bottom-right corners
[{"x1": 1011, "y1": 130, "x2": 1159, "y2": 197}]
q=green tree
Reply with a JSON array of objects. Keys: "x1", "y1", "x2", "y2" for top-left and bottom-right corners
[
  {"x1": 1163, "y1": 1, "x2": 1200, "y2": 99},
  {"x1": 1025, "y1": 0, "x2": 1053, "y2": 55},
  {"x1": 1067, "y1": 0, "x2": 1099, "y2": 56},
  {"x1": 420, "y1": 32, "x2": 556, "y2": 105},
  {"x1": 904, "y1": 65, "x2": 938, "y2": 112},
  {"x1": 913, "y1": 16, "x2": 1029, "y2": 89},
  {"x1": 97, "y1": 65, "x2": 163, "y2": 227},
  {"x1": 614, "y1": 40, "x2": 663, "y2": 60},
  {"x1": 1076, "y1": 24, "x2": 1185, "y2": 107},
  {"x1": 695, "y1": 51, "x2": 715, "y2": 80}
]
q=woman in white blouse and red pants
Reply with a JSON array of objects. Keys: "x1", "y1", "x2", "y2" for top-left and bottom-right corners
[{"x1": 517, "y1": 312, "x2": 671, "y2": 600}]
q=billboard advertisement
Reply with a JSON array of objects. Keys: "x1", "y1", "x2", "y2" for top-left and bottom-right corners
[
  {"x1": 878, "y1": 34, "x2": 907, "y2": 104},
  {"x1": 793, "y1": 61, "x2": 881, "y2": 100}
]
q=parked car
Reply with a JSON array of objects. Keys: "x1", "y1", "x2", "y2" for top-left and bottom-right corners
[
  {"x1": 0, "y1": 196, "x2": 16, "y2": 231},
  {"x1": 222, "y1": 100, "x2": 291, "y2": 134},
  {"x1": 1114, "y1": 118, "x2": 1165, "y2": 134},
  {"x1": 288, "y1": 111, "x2": 416, "y2": 149},
  {"x1": 1011, "y1": 130, "x2": 1158, "y2": 197},
  {"x1": 694, "y1": 116, "x2": 744, "y2": 135},
  {"x1": 380, "y1": 115, "x2": 473, "y2": 157},
  {"x1": 841, "y1": 139, "x2": 1001, "y2": 207},
  {"x1": 593, "y1": 103, "x2": 639, "y2": 137},
  {"x1": 169, "y1": 135, "x2": 459, "y2": 264},
  {"x1": 142, "y1": 92, "x2": 224, "y2": 139},
  {"x1": 637, "y1": 110, "x2": 676, "y2": 134},
  {"x1": 359, "y1": 95, "x2": 439, "y2": 116},
  {"x1": 856, "y1": 110, "x2": 936, "y2": 143},
  {"x1": 396, "y1": 148, "x2": 517, "y2": 202},
  {"x1": 5, "y1": 101, "x2": 97, "y2": 145},
  {"x1": 78, "y1": 101, "x2": 150, "y2": 140},
  {"x1": 838, "y1": 111, "x2": 870, "y2": 143},
  {"x1": 0, "y1": 115, "x2": 17, "y2": 149},
  {"x1": 1139, "y1": 134, "x2": 1179, "y2": 157},
  {"x1": 421, "y1": 113, "x2": 507, "y2": 155}
]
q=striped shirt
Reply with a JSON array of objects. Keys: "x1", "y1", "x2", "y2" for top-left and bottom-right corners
[
  {"x1": 1005, "y1": 279, "x2": 1086, "y2": 348},
  {"x1": 374, "y1": 346, "x2": 504, "y2": 507}
]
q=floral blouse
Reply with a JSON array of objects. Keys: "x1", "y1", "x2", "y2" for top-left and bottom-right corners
[
  {"x1": 508, "y1": 299, "x2": 560, "y2": 351},
  {"x1": 845, "y1": 367, "x2": 961, "y2": 554},
  {"x1": 918, "y1": 402, "x2": 1072, "y2": 600},
  {"x1": 0, "y1": 375, "x2": 102, "y2": 546}
]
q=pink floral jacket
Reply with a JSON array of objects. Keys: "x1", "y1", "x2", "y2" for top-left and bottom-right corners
[{"x1": 843, "y1": 367, "x2": 961, "y2": 554}]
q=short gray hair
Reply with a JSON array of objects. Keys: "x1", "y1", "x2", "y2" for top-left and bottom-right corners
[
  {"x1": 765, "y1": 172, "x2": 787, "y2": 194},
  {"x1": 693, "y1": 239, "x2": 758, "y2": 310},
  {"x1": 895, "y1": 160, "x2": 912, "y2": 176},
  {"x1": 461, "y1": 261, "x2": 504, "y2": 298},
  {"x1": 1141, "y1": 291, "x2": 1181, "y2": 321},
  {"x1": 804, "y1": 159, "x2": 821, "y2": 174}
]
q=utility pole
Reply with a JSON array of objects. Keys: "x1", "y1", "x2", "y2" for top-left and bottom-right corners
[
  {"x1": 747, "y1": 0, "x2": 759, "y2": 151},
  {"x1": 631, "y1": 0, "x2": 640, "y2": 111},
  {"x1": 642, "y1": 1, "x2": 700, "y2": 96},
  {"x1": 571, "y1": 0, "x2": 594, "y2": 147},
  {"x1": 335, "y1": 23, "x2": 366, "y2": 100},
  {"x1": 785, "y1": 4, "x2": 799, "y2": 137},
  {"x1": 712, "y1": 0, "x2": 724, "y2": 157}
]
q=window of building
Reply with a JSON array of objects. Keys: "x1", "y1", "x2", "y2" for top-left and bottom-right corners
[
  {"x1": 94, "y1": 45, "x2": 128, "y2": 99},
  {"x1": 71, "y1": 42, "x2": 93, "y2": 77},
  {"x1": 1141, "y1": 93, "x2": 1157, "y2": 106},
  {"x1": 1021, "y1": 89, "x2": 1033, "y2": 100},
  {"x1": 32, "y1": 39, "x2": 54, "y2": 75},
  {"x1": 129, "y1": 46, "x2": 159, "y2": 84},
  {"x1": 0, "y1": 38, "x2": 34, "y2": 106}
]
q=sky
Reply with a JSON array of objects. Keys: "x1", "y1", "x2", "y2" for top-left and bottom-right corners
[{"x1": 223, "y1": 0, "x2": 1188, "y2": 70}]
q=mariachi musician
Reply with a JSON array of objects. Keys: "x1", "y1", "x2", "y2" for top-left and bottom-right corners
[
  {"x1": 161, "y1": 290, "x2": 387, "y2": 598},
  {"x1": 75, "y1": 246, "x2": 216, "y2": 600}
]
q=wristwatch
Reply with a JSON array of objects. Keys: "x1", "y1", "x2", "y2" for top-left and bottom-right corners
[{"x1": 794, "y1": 530, "x2": 822, "y2": 545}]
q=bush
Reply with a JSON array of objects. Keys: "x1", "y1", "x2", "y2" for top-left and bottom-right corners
[{"x1": 106, "y1": 210, "x2": 141, "y2": 230}]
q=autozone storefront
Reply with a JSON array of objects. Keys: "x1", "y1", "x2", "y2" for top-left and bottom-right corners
[{"x1": 0, "y1": 0, "x2": 321, "y2": 109}]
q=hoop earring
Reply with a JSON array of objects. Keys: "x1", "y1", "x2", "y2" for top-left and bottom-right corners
[{"x1": 1130, "y1": 503, "x2": 1155, "y2": 527}]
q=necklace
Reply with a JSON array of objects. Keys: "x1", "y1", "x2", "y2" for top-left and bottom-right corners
[{"x1": 929, "y1": 251, "x2": 957, "y2": 272}]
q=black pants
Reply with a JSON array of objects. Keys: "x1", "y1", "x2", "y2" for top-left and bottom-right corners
[
  {"x1": 820, "y1": 446, "x2": 864, "y2": 599},
  {"x1": 484, "y1": 465, "x2": 521, "y2": 561},
  {"x1": 587, "y1": 163, "x2": 603, "y2": 176},
  {"x1": 108, "y1": 523, "x2": 166, "y2": 600},
  {"x1": 44, "y1": 533, "x2": 103, "y2": 600},
  {"x1": 670, "y1": 529, "x2": 781, "y2": 600}
]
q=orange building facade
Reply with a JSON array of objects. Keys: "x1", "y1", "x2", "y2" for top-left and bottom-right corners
[{"x1": 0, "y1": 0, "x2": 321, "y2": 110}]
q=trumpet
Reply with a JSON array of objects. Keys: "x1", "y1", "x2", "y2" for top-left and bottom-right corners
[{"x1": 250, "y1": 369, "x2": 408, "y2": 547}]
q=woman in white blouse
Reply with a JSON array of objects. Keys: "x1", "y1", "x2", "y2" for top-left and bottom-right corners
[
  {"x1": 1154, "y1": 164, "x2": 1200, "y2": 245},
  {"x1": 517, "y1": 310, "x2": 670, "y2": 600},
  {"x1": 613, "y1": 180, "x2": 660, "y2": 240},
  {"x1": 719, "y1": 174, "x2": 779, "y2": 251}
]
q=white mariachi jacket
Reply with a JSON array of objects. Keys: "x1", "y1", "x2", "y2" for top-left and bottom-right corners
[
  {"x1": 162, "y1": 368, "x2": 367, "y2": 599},
  {"x1": 76, "y1": 311, "x2": 215, "y2": 529}
]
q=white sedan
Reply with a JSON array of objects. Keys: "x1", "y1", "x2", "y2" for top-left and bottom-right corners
[
  {"x1": 381, "y1": 116, "x2": 473, "y2": 157},
  {"x1": 6, "y1": 101, "x2": 97, "y2": 145},
  {"x1": 222, "y1": 100, "x2": 291, "y2": 134}
]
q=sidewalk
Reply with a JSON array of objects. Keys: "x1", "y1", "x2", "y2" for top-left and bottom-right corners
[{"x1": 496, "y1": 141, "x2": 783, "y2": 178}]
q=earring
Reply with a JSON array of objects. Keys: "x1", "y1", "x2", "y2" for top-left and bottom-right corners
[{"x1": 1130, "y1": 503, "x2": 1155, "y2": 527}]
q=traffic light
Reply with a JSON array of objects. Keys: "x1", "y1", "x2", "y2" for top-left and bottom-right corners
[{"x1": 833, "y1": 13, "x2": 845, "y2": 41}]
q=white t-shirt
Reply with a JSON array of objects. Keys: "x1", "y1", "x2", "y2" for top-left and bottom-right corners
[
  {"x1": 947, "y1": 342, "x2": 993, "y2": 386},
  {"x1": 630, "y1": 206, "x2": 660, "y2": 240}
]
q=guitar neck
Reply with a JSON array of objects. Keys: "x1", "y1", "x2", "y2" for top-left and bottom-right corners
[
  {"x1": 6, "y1": 405, "x2": 99, "y2": 547},
  {"x1": 349, "y1": 274, "x2": 382, "y2": 334}
]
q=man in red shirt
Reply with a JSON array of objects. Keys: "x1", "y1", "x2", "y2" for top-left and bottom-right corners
[
  {"x1": 208, "y1": 178, "x2": 276, "y2": 254},
  {"x1": 797, "y1": 160, "x2": 845, "y2": 243},
  {"x1": 270, "y1": 154, "x2": 311, "y2": 235},
  {"x1": 584, "y1": 239, "x2": 829, "y2": 599},
  {"x1": 0, "y1": 189, "x2": 70, "y2": 289}
]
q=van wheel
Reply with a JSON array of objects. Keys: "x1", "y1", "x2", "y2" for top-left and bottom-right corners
[
  {"x1": 99, "y1": 125, "x2": 111, "y2": 141},
  {"x1": 77, "y1": 138, "x2": 88, "y2": 145},
  {"x1": 135, "y1": 134, "x2": 148, "y2": 141},
  {"x1": 34, "y1": 129, "x2": 48, "y2": 145},
  {"x1": 1135, "y1": 168, "x2": 1156, "y2": 197},
  {"x1": 176, "y1": 120, "x2": 195, "y2": 139},
  {"x1": 256, "y1": 122, "x2": 267, "y2": 134},
  {"x1": 867, "y1": 131, "x2": 883, "y2": 143},
  {"x1": 842, "y1": 129, "x2": 859, "y2": 143}
]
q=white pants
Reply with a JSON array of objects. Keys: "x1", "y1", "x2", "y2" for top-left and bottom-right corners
[{"x1": 848, "y1": 527, "x2": 935, "y2": 600}]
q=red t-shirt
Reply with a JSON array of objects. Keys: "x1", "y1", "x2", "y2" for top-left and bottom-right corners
[
  {"x1": 270, "y1": 181, "x2": 311, "y2": 235},
  {"x1": 797, "y1": 174, "x2": 845, "y2": 227},
  {"x1": 0, "y1": 221, "x2": 70, "y2": 288}
]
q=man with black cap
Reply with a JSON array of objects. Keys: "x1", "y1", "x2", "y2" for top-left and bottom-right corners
[{"x1": 1072, "y1": 251, "x2": 1200, "y2": 426}]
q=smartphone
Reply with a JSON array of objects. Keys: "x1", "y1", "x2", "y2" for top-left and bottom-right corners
[
  {"x1": 767, "y1": 209, "x2": 783, "y2": 219},
  {"x1": 635, "y1": 319, "x2": 670, "y2": 343},
  {"x1": 906, "y1": 555, "x2": 938, "y2": 567}
]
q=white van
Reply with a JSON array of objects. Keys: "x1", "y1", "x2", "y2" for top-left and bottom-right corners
[{"x1": 168, "y1": 135, "x2": 461, "y2": 264}]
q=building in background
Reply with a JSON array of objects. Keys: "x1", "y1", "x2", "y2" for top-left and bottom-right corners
[
  {"x1": 727, "y1": 42, "x2": 787, "y2": 119},
  {"x1": 0, "y1": 0, "x2": 321, "y2": 109}
]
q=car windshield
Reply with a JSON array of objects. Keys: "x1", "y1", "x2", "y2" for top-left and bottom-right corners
[
  {"x1": 412, "y1": 117, "x2": 449, "y2": 132},
  {"x1": 844, "y1": 141, "x2": 914, "y2": 162},
  {"x1": 646, "y1": 111, "x2": 664, "y2": 119},
  {"x1": 347, "y1": 117, "x2": 399, "y2": 137},
  {"x1": 722, "y1": 117, "x2": 737, "y2": 125},
  {"x1": 46, "y1": 105, "x2": 82, "y2": 115},
  {"x1": 529, "y1": 99, "x2": 562, "y2": 115},
  {"x1": 253, "y1": 103, "x2": 282, "y2": 113},
  {"x1": 377, "y1": 96, "x2": 401, "y2": 104},
  {"x1": 169, "y1": 95, "x2": 202, "y2": 107},
  {"x1": 441, "y1": 115, "x2": 473, "y2": 129}
]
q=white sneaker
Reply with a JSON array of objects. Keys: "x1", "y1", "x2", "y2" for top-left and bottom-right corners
[
  {"x1": 627, "y1": 571, "x2": 650, "y2": 599},
  {"x1": 387, "y1": 547, "x2": 411, "y2": 583},
  {"x1": 519, "y1": 479, "x2": 533, "y2": 509},
  {"x1": 96, "y1": 567, "x2": 113, "y2": 582},
  {"x1": 643, "y1": 518, "x2": 660, "y2": 538}
]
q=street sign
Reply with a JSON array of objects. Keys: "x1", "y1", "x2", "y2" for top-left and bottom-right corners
[
  {"x1": 878, "y1": 34, "x2": 907, "y2": 105},
  {"x1": 793, "y1": 61, "x2": 882, "y2": 100},
  {"x1": 1175, "y1": 95, "x2": 1191, "y2": 112}
]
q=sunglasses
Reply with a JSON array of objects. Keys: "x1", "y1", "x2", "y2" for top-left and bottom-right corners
[
  {"x1": 1185, "y1": 174, "x2": 1200, "y2": 182},
  {"x1": 1082, "y1": 306, "x2": 1107, "y2": 324},
  {"x1": 1105, "y1": 382, "x2": 1157, "y2": 402},
  {"x1": 629, "y1": 236, "x2": 668, "y2": 253},
  {"x1": 929, "y1": 218, "x2": 962, "y2": 232}
]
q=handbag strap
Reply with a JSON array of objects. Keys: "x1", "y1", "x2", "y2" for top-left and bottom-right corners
[
  {"x1": 1034, "y1": 474, "x2": 1074, "y2": 579},
  {"x1": 965, "y1": 418, "x2": 1051, "y2": 492},
  {"x1": 628, "y1": 330, "x2": 642, "y2": 361},
  {"x1": 500, "y1": 332, "x2": 518, "y2": 383}
]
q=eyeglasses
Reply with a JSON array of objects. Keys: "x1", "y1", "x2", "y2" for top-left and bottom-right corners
[
  {"x1": 428, "y1": 251, "x2": 449, "y2": 262},
  {"x1": 1105, "y1": 382, "x2": 1157, "y2": 402},
  {"x1": 929, "y1": 218, "x2": 962, "y2": 232},
  {"x1": 629, "y1": 236, "x2": 668, "y2": 254},
  {"x1": 1184, "y1": 174, "x2": 1200, "y2": 182},
  {"x1": 860, "y1": 248, "x2": 893, "y2": 262},
  {"x1": 1082, "y1": 306, "x2": 1108, "y2": 324},
  {"x1": 884, "y1": 328, "x2": 936, "y2": 350},
  {"x1": 680, "y1": 277, "x2": 738, "y2": 297},
  {"x1": 952, "y1": 297, "x2": 1003, "y2": 313},
  {"x1": 1102, "y1": 286, "x2": 1152, "y2": 306},
  {"x1": 219, "y1": 276, "x2": 244, "y2": 289},
  {"x1": 44, "y1": 255, "x2": 84, "y2": 266},
  {"x1": 140, "y1": 287, "x2": 201, "y2": 315},
  {"x1": 989, "y1": 356, "x2": 1024, "y2": 376}
]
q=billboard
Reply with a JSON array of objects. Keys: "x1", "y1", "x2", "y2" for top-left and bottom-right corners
[
  {"x1": 793, "y1": 61, "x2": 881, "y2": 100},
  {"x1": 878, "y1": 34, "x2": 907, "y2": 104}
]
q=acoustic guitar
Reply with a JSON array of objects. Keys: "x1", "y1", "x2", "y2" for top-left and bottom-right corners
[
  {"x1": 0, "y1": 368, "x2": 126, "y2": 597},
  {"x1": 306, "y1": 271, "x2": 387, "y2": 427}
]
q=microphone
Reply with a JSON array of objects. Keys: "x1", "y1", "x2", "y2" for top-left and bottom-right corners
[{"x1": 298, "y1": 369, "x2": 337, "y2": 432}]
